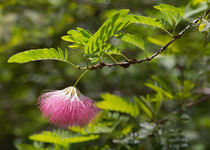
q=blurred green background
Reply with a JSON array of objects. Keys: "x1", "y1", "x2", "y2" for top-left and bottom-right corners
[{"x1": 0, "y1": 0, "x2": 210, "y2": 150}]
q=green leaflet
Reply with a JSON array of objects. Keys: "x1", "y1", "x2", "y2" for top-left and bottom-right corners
[
  {"x1": 115, "y1": 33, "x2": 145, "y2": 51},
  {"x1": 97, "y1": 93, "x2": 140, "y2": 117},
  {"x1": 145, "y1": 83, "x2": 174, "y2": 99},
  {"x1": 85, "y1": 9, "x2": 130, "y2": 56},
  {"x1": 184, "y1": 2, "x2": 208, "y2": 18},
  {"x1": 8, "y1": 48, "x2": 69, "y2": 64},
  {"x1": 198, "y1": 19, "x2": 210, "y2": 32},
  {"x1": 126, "y1": 15, "x2": 163, "y2": 29},
  {"x1": 70, "y1": 122, "x2": 114, "y2": 135},
  {"x1": 120, "y1": 124, "x2": 134, "y2": 135},
  {"x1": 154, "y1": 4, "x2": 184, "y2": 26},
  {"x1": 62, "y1": 27, "x2": 92, "y2": 50},
  {"x1": 29, "y1": 131, "x2": 99, "y2": 147},
  {"x1": 192, "y1": 0, "x2": 209, "y2": 6},
  {"x1": 104, "y1": 44, "x2": 121, "y2": 55},
  {"x1": 176, "y1": 80, "x2": 195, "y2": 100},
  {"x1": 16, "y1": 144, "x2": 46, "y2": 150},
  {"x1": 134, "y1": 97, "x2": 153, "y2": 119}
]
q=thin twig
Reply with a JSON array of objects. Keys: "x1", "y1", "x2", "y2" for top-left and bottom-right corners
[
  {"x1": 107, "y1": 54, "x2": 118, "y2": 64},
  {"x1": 185, "y1": 95, "x2": 210, "y2": 108}
]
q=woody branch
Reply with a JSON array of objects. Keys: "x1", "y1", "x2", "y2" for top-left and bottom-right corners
[{"x1": 77, "y1": 9, "x2": 209, "y2": 70}]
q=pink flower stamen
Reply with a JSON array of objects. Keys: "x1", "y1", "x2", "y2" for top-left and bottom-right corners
[{"x1": 37, "y1": 86, "x2": 100, "y2": 127}]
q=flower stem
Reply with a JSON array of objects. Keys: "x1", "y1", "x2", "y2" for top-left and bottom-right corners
[{"x1": 74, "y1": 69, "x2": 89, "y2": 87}]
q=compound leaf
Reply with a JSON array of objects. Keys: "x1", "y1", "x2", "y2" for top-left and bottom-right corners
[
  {"x1": 62, "y1": 27, "x2": 92, "y2": 50},
  {"x1": 97, "y1": 93, "x2": 140, "y2": 117},
  {"x1": 29, "y1": 131, "x2": 99, "y2": 147},
  {"x1": 8, "y1": 48, "x2": 69, "y2": 64},
  {"x1": 85, "y1": 9, "x2": 130, "y2": 56},
  {"x1": 154, "y1": 4, "x2": 184, "y2": 26},
  {"x1": 127, "y1": 15, "x2": 163, "y2": 28},
  {"x1": 115, "y1": 33, "x2": 145, "y2": 51}
]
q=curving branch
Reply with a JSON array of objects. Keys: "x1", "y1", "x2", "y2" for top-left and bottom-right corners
[
  {"x1": 88, "y1": 19, "x2": 199, "y2": 70},
  {"x1": 75, "y1": 10, "x2": 210, "y2": 70},
  {"x1": 185, "y1": 95, "x2": 210, "y2": 108}
]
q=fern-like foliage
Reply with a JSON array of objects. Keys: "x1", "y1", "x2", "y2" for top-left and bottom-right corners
[
  {"x1": 8, "y1": 8, "x2": 172, "y2": 65},
  {"x1": 62, "y1": 27, "x2": 92, "y2": 49},
  {"x1": 115, "y1": 33, "x2": 145, "y2": 51},
  {"x1": 145, "y1": 83, "x2": 173, "y2": 99},
  {"x1": 8, "y1": 48, "x2": 69, "y2": 64},
  {"x1": 70, "y1": 112, "x2": 133, "y2": 137},
  {"x1": 96, "y1": 93, "x2": 140, "y2": 117},
  {"x1": 84, "y1": 9, "x2": 164, "y2": 57},
  {"x1": 154, "y1": 4, "x2": 184, "y2": 26},
  {"x1": 29, "y1": 131, "x2": 99, "y2": 147},
  {"x1": 85, "y1": 9, "x2": 130, "y2": 56}
]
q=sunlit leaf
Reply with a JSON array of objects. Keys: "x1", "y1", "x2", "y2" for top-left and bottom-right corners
[
  {"x1": 84, "y1": 9, "x2": 168, "y2": 59},
  {"x1": 192, "y1": 0, "x2": 210, "y2": 6},
  {"x1": 62, "y1": 27, "x2": 92, "y2": 50},
  {"x1": 85, "y1": 9, "x2": 130, "y2": 56},
  {"x1": 29, "y1": 131, "x2": 99, "y2": 147},
  {"x1": 176, "y1": 80, "x2": 195, "y2": 99},
  {"x1": 121, "y1": 124, "x2": 134, "y2": 135},
  {"x1": 154, "y1": 4, "x2": 184, "y2": 26},
  {"x1": 16, "y1": 144, "x2": 46, "y2": 150},
  {"x1": 184, "y1": 2, "x2": 208, "y2": 18},
  {"x1": 70, "y1": 122, "x2": 114, "y2": 135},
  {"x1": 134, "y1": 97, "x2": 153, "y2": 118},
  {"x1": 115, "y1": 33, "x2": 145, "y2": 51},
  {"x1": 8, "y1": 48, "x2": 69, "y2": 64},
  {"x1": 198, "y1": 19, "x2": 210, "y2": 32},
  {"x1": 97, "y1": 93, "x2": 140, "y2": 117},
  {"x1": 126, "y1": 15, "x2": 163, "y2": 28},
  {"x1": 145, "y1": 83, "x2": 174, "y2": 99}
]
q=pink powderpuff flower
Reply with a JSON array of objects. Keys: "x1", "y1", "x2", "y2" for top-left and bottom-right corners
[{"x1": 37, "y1": 86, "x2": 100, "y2": 127}]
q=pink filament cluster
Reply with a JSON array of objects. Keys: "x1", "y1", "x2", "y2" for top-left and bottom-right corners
[{"x1": 38, "y1": 87, "x2": 100, "y2": 127}]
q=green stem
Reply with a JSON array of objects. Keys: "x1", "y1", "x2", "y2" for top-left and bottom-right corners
[
  {"x1": 144, "y1": 50, "x2": 148, "y2": 58},
  {"x1": 173, "y1": 25, "x2": 176, "y2": 35},
  {"x1": 120, "y1": 53, "x2": 130, "y2": 62},
  {"x1": 107, "y1": 54, "x2": 118, "y2": 64},
  {"x1": 61, "y1": 60, "x2": 88, "y2": 70},
  {"x1": 66, "y1": 61, "x2": 77, "y2": 68},
  {"x1": 62, "y1": 60, "x2": 78, "y2": 69},
  {"x1": 162, "y1": 28, "x2": 173, "y2": 37},
  {"x1": 184, "y1": 18, "x2": 193, "y2": 23},
  {"x1": 74, "y1": 69, "x2": 89, "y2": 87}
]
